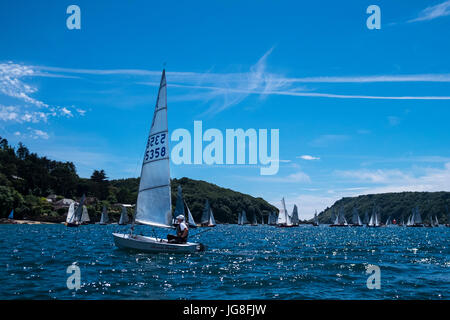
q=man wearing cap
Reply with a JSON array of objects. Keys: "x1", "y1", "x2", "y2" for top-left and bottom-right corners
[{"x1": 167, "y1": 215, "x2": 189, "y2": 244}]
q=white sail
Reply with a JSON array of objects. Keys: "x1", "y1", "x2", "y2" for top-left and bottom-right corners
[
  {"x1": 73, "y1": 194, "x2": 86, "y2": 223},
  {"x1": 100, "y1": 205, "x2": 109, "y2": 224},
  {"x1": 81, "y1": 206, "x2": 90, "y2": 223},
  {"x1": 66, "y1": 203, "x2": 75, "y2": 223},
  {"x1": 277, "y1": 198, "x2": 287, "y2": 225},
  {"x1": 238, "y1": 211, "x2": 242, "y2": 225},
  {"x1": 135, "y1": 70, "x2": 172, "y2": 229},
  {"x1": 184, "y1": 200, "x2": 197, "y2": 228},
  {"x1": 209, "y1": 208, "x2": 216, "y2": 226},
  {"x1": 119, "y1": 206, "x2": 129, "y2": 225}
]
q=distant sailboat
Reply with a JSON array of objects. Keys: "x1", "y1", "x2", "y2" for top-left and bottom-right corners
[
  {"x1": 277, "y1": 198, "x2": 294, "y2": 227},
  {"x1": 184, "y1": 200, "x2": 197, "y2": 228},
  {"x1": 118, "y1": 206, "x2": 129, "y2": 225},
  {"x1": 291, "y1": 205, "x2": 300, "y2": 226},
  {"x1": 267, "y1": 212, "x2": 277, "y2": 225},
  {"x1": 385, "y1": 216, "x2": 393, "y2": 227},
  {"x1": 251, "y1": 213, "x2": 258, "y2": 226},
  {"x1": 239, "y1": 210, "x2": 250, "y2": 225},
  {"x1": 200, "y1": 199, "x2": 216, "y2": 227},
  {"x1": 434, "y1": 215, "x2": 439, "y2": 227},
  {"x1": 80, "y1": 206, "x2": 90, "y2": 224},
  {"x1": 99, "y1": 205, "x2": 109, "y2": 225},
  {"x1": 330, "y1": 208, "x2": 349, "y2": 227},
  {"x1": 367, "y1": 207, "x2": 380, "y2": 228},
  {"x1": 8, "y1": 209, "x2": 14, "y2": 220},
  {"x1": 313, "y1": 210, "x2": 319, "y2": 226},
  {"x1": 407, "y1": 207, "x2": 424, "y2": 227},
  {"x1": 112, "y1": 70, "x2": 205, "y2": 253},
  {"x1": 351, "y1": 208, "x2": 363, "y2": 227},
  {"x1": 66, "y1": 195, "x2": 85, "y2": 227}
]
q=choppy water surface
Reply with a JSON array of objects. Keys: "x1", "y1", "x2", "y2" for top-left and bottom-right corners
[{"x1": 0, "y1": 224, "x2": 448, "y2": 299}]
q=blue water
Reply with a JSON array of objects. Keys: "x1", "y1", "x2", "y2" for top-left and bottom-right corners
[{"x1": 0, "y1": 224, "x2": 448, "y2": 299}]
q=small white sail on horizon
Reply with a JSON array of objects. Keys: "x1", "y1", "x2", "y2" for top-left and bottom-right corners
[
  {"x1": 66, "y1": 202, "x2": 75, "y2": 224},
  {"x1": 81, "y1": 206, "x2": 90, "y2": 224},
  {"x1": 119, "y1": 206, "x2": 129, "y2": 225},
  {"x1": 100, "y1": 205, "x2": 109, "y2": 224},
  {"x1": 184, "y1": 200, "x2": 197, "y2": 228}
]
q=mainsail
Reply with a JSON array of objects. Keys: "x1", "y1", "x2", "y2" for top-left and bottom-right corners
[
  {"x1": 291, "y1": 205, "x2": 299, "y2": 225},
  {"x1": 251, "y1": 213, "x2": 258, "y2": 225},
  {"x1": 209, "y1": 207, "x2": 216, "y2": 226},
  {"x1": 66, "y1": 203, "x2": 75, "y2": 223},
  {"x1": 184, "y1": 200, "x2": 197, "y2": 228},
  {"x1": 135, "y1": 70, "x2": 172, "y2": 229},
  {"x1": 100, "y1": 205, "x2": 109, "y2": 224},
  {"x1": 314, "y1": 211, "x2": 319, "y2": 225},
  {"x1": 201, "y1": 199, "x2": 211, "y2": 225},
  {"x1": 73, "y1": 195, "x2": 86, "y2": 223},
  {"x1": 119, "y1": 206, "x2": 129, "y2": 225},
  {"x1": 81, "y1": 206, "x2": 90, "y2": 223},
  {"x1": 241, "y1": 210, "x2": 249, "y2": 225},
  {"x1": 277, "y1": 198, "x2": 291, "y2": 226}
]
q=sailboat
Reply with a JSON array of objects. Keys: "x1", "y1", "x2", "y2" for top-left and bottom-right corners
[
  {"x1": 251, "y1": 213, "x2": 258, "y2": 226},
  {"x1": 351, "y1": 208, "x2": 363, "y2": 227},
  {"x1": 313, "y1": 210, "x2": 319, "y2": 226},
  {"x1": 113, "y1": 70, "x2": 205, "y2": 253},
  {"x1": 277, "y1": 198, "x2": 294, "y2": 227},
  {"x1": 65, "y1": 195, "x2": 85, "y2": 227},
  {"x1": 407, "y1": 207, "x2": 424, "y2": 227},
  {"x1": 385, "y1": 216, "x2": 393, "y2": 227},
  {"x1": 184, "y1": 200, "x2": 197, "y2": 228},
  {"x1": 330, "y1": 208, "x2": 349, "y2": 227},
  {"x1": 118, "y1": 206, "x2": 129, "y2": 225},
  {"x1": 291, "y1": 205, "x2": 300, "y2": 226},
  {"x1": 80, "y1": 206, "x2": 90, "y2": 225},
  {"x1": 8, "y1": 209, "x2": 14, "y2": 220},
  {"x1": 239, "y1": 210, "x2": 250, "y2": 225},
  {"x1": 99, "y1": 205, "x2": 109, "y2": 225},
  {"x1": 367, "y1": 207, "x2": 380, "y2": 228},
  {"x1": 200, "y1": 199, "x2": 216, "y2": 227}
]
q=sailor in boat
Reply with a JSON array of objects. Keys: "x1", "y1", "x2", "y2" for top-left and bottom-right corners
[{"x1": 167, "y1": 215, "x2": 189, "y2": 244}]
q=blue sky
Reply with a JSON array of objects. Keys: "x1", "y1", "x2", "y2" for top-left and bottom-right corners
[{"x1": 1, "y1": 0, "x2": 450, "y2": 218}]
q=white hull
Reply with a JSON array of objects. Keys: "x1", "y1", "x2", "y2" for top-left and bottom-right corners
[{"x1": 112, "y1": 233, "x2": 204, "y2": 253}]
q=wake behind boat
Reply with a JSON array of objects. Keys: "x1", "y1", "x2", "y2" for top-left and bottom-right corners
[{"x1": 112, "y1": 70, "x2": 205, "y2": 254}]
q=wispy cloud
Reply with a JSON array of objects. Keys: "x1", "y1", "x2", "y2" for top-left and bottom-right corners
[
  {"x1": 20, "y1": 48, "x2": 450, "y2": 114},
  {"x1": 297, "y1": 155, "x2": 320, "y2": 160},
  {"x1": 0, "y1": 63, "x2": 86, "y2": 125},
  {"x1": 409, "y1": 1, "x2": 450, "y2": 23}
]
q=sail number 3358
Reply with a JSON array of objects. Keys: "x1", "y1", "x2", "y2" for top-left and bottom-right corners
[{"x1": 145, "y1": 132, "x2": 167, "y2": 162}]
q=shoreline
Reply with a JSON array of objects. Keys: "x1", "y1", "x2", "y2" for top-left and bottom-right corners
[{"x1": 0, "y1": 219, "x2": 60, "y2": 225}]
